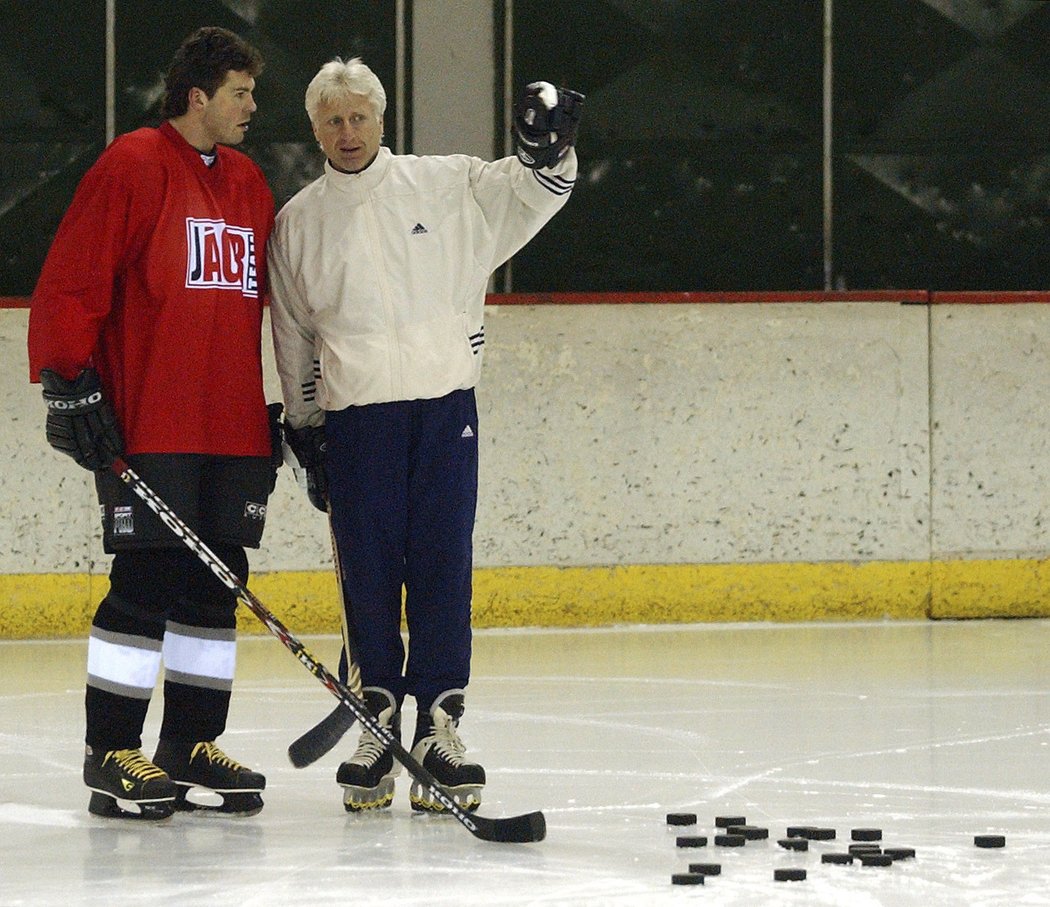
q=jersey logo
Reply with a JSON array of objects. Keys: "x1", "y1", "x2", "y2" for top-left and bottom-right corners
[{"x1": 185, "y1": 218, "x2": 259, "y2": 297}]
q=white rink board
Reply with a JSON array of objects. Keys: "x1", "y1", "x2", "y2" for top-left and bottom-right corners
[{"x1": 3, "y1": 300, "x2": 1050, "y2": 578}]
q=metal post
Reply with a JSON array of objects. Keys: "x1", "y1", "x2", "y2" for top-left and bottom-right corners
[
  {"x1": 106, "y1": 0, "x2": 115, "y2": 145},
  {"x1": 823, "y1": 0, "x2": 834, "y2": 290}
]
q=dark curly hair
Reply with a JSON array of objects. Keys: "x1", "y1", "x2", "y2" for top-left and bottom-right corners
[{"x1": 161, "y1": 27, "x2": 263, "y2": 119}]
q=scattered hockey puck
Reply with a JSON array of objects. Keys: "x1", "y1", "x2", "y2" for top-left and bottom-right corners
[
  {"x1": 715, "y1": 815, "x2": 747, "y2": 828},
  {"x1": 883, "y1": 847, "x2": 916, "y2": 860},
  {"x1": 687, "y1": 863, "x2": 722, "y2": 876},
  {"x1": 671, "y1": 873, "x2": 704, "y2": 886},
  {"x1": 803, "y1": 827, "x2": 836, "y2": 841},
  {"x1": 860, "y1": 854, "x2": 894, "y2": 867},
  {"x1": 676, "y1": 835, "x2": 708, "y2": 848},
  {"x1": 727, "y1": 824, "x2": 769, "y2": 840},
  {"x1": 822, "y1": 853, "x2": 854, "y2": 865},
  {"x1": 852, "y1": 828, "x2": 883, "y2": 842},
  {"x1": 974, "y1": 835, "x2": 1006, "y2": 848},
  {"x1": 774, "y1": 868, "x2": 806, "y2": 882},
  {"x1": 778, "y1": 837, "x2": 809, "y2": 851},
  {"x1": 849, "y1": 844, "x2": 882, "y2": 855},
  {"x1": 667, "y1": 812, "x2": 697, "y2": 826},
  {"x1": 715, "y1": 834, "x2": 746, "y2": 847},
  {"x1": 785, "y1": 826, "x2": 814, "y2": 838}
]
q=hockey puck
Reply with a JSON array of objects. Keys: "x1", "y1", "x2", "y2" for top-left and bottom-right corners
[
  {"x1": 848, "y1": 844, "x2": 882, "y2": 855},
  {"x1": 803, "y1": 827, "x2": 836, "y2": 841},
  {"x1": 860, "y1": 854, "x2": 893, "y2": 867},
  {"x1": 676, "y1": 835, "x2": 708, "y2": 848},
  {"x1": 851, "y1": 828, "x2": 883, "y2": 842},
  {"x1": 785, "y1": 826, "x2": 814, "y2": 838},
  {"x1": 671, "y1": 873, "x2": 704, "y2": 886},
  {"x1": 727, "y1": 824, "x2": 769, "y2": 840},
  {"x1": 822, "y1": 853, "x2": 854, "y2": 865},
  {"x1": 778, "y1": 837, "x2": 809, "y2": 851},
  {"x1": 687, "y1": 863, "x2": 722, "y2": 876},
  {"x1": 666, "y1": 812, "x2": 697, "y2": 826},
  {"x1": 974, "y1": 835, "x2": 1006, "y2": 848},
  {"x1": 715, "y1": 815, "x2": 746, "y2": 828},
  {"x1": 774, "y1": 868, "x2": 806, "y2": 882},
  {"x1": 714, "y1": 834, "x2": 746, "y2": 847},
  {"x1": 883, "y1": 847, "x2": 916, "y2": 860}
]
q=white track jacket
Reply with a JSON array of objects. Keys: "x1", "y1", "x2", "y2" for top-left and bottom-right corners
[{"x1": 269, "y1": 146, "x2": 576, "y2": 429}]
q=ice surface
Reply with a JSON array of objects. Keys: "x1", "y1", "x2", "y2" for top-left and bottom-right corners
[{"x1": 1, "y1": 620, "x2": 1048, "y2": 905}]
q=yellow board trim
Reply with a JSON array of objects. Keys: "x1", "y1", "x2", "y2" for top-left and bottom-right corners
[{"x1": 1, "y1": 558, "x2": 1047, "y2": 640}]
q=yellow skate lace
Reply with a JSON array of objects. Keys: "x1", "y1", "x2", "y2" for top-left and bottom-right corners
[
  {"x1": 191, "y1": 741, "x2": 247, "y2": 770},
  {"x1": 107, "y1": 749, "x2": 168, "y2": 781}
]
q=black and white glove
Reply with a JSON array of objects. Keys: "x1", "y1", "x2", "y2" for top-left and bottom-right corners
[
  {"x1": 284, "y1": 422, "x2": 328, "y2": 513},
  {"x1": 513, "y1": 81, "x2": 584, "y2": 170},
  {"x1": 39, "y1": 368, "x2": 123, "y2": 471}
]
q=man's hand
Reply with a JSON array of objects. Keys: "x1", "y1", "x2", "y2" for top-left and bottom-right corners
[
  {"x1": 284, "y1": 422, "x2": 328, "y2": 513},
  {"x1": 514, "y1": 81, "x2": 584, "y2": 170},
  {"x1": 39, "y1": 368, "x2": 123, "y2": 471}
]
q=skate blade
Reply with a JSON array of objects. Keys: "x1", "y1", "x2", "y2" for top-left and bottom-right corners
[
  {"x1": 409, "y1": 783, "x2": 482, "y2": 814},
  {"x1": 174, "y1": 785, "x2": 264, "y2": 817},
  {"x1": 340, "y1": 777, "x2": 395, "y2": 812},
  {"x1": 88, "y1": 790, "x2": 175, "y2": 822}
]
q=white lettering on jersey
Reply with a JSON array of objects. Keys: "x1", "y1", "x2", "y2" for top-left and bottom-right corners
[{"x1": 185, "y1": 218, "x2": 258, "y2": 297}]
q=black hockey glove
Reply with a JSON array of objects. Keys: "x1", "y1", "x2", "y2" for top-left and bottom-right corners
[
  {"x1": 39, "y1": 368, "x2": 123, "y2": 472},
  {"x1": 284, "y1": 422, "x2": 328, "y2": 513},
  {"x1": 513, "y1": 81, "x2": 584, "y2": 170},
  {"x1": 267, "y1": 402, "x2": 284, "y2": 493}
]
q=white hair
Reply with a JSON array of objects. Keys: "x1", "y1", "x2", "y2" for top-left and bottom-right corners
[{"x1": 305, "y1": 57, "x2": 386, "y2": 125}]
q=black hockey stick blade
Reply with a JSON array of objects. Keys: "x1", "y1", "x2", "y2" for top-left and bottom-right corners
[
  {"x1": 287, "y1": 702, "x2": 356, "y2": 768},
  {"x1": 110, "y1": 457, "x2": 546, "y2": 844},
  {"x1": 472, "y1": 809, "x2": 546, "y2": 845}
]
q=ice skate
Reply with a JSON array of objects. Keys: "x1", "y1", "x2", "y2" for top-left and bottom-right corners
[
  {"x1": 153, "y1": 739, "x2": 265, "y2": 816},
  {"x1": 409, "y1": 690, "x2": 485, "y2": 813},
  {"x1": 84, "y1": 746, "x2": 178, "y2": 821},
  {"x1": 336, "y1": 687, "x2": 401, "y2": 812}
]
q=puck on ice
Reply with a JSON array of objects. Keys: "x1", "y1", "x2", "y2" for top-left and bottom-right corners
[
  {"x1": 666, "y1": 812, "x2": 697, "y2": 826},
  {"x1": 860, "y1": 854, "x2": 894, "y2": 867},
  {"x1": 727, "y1": 825, "x2": 768, "y2": 840},
  {"x1": 687, "y1": 863, "x2": 722, "y2": 876},
  {"x1": 974, "y1": 835, "x2": 1006, "y2": 848},
  {"x1": 803, "y1": 827, "x2": 836, "y2": 841},
  {"x1": 714, "y1": 834, "x2": 746, "y2": 847},
  {"x1": 778, "y1": 837, "x2": 809, "y2": 851},
  {"x1": 883, "y1": 847, "x2": 916, "y2": 860},
  {"x1": 822, "y1": 853, "x2": 854, "y2": 865},
  {"x1": 715, "y1": 815, "x2": 746, "y2": 828},
  {"x1": 851, "y1": 828, "x2": 883, "y2": 842},
  {"x1": 774, "y1": 868, "x2": 806, "y2": 882},
  {"x1": 848, "y1": 844, "x2": 882, "y2": 855},
  {"x1": 671, "y1": 873, "x2": 704, "y2": 886},
  {"x1": 675, "y1": 836, "x2": 707, "y2": 848}
]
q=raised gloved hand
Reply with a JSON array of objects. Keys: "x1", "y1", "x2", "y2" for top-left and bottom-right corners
[
  {"x1": 513, "y1": 81, "x2": 584, "y2": 170},
  {"x1": 39, "y1": 368, "x2": 123, "y2": 471},
  {"x1": 284, "y1": 422, "x2": 328, "y2": 513}
]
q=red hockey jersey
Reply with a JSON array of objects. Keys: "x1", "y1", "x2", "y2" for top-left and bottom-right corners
[{"x1": 28, "y1": 122, "x2": 275, "y2": 456}]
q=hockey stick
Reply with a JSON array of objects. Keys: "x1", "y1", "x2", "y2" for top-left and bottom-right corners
[
  {"x1": 287, "y1": 509, "x2": 359, "y2": 768},
  {"x1": 110, "y1": 456, "x2": 545, "y2": 844}
]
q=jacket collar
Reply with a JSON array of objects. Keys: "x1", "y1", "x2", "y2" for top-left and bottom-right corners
[{"x1": 323, "y1": 146, "x2": 391, "y2": 194}]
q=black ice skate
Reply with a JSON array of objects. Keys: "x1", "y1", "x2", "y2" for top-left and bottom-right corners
[
  {"x1": 153, "y1": 739, "x2": 265, "y2": 816},
  {"x1": 83, "y1": 746, "x2": 178, "y2": 821},
  {"x1": 409, "y1": 690, "x2": 485, "y2": 813},
  {"x1": 336, "y1": 687, "x2": 401, "y2": 812}
]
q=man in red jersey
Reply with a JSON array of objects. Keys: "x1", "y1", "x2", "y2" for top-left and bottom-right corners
[{"x1": 27, "y1": 27, "x2": 278, "y2": 821}]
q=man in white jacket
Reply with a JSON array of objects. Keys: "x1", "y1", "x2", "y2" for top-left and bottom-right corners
[{"x1": 269, "y1": 57, "x2": 580, "y2": 814}]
